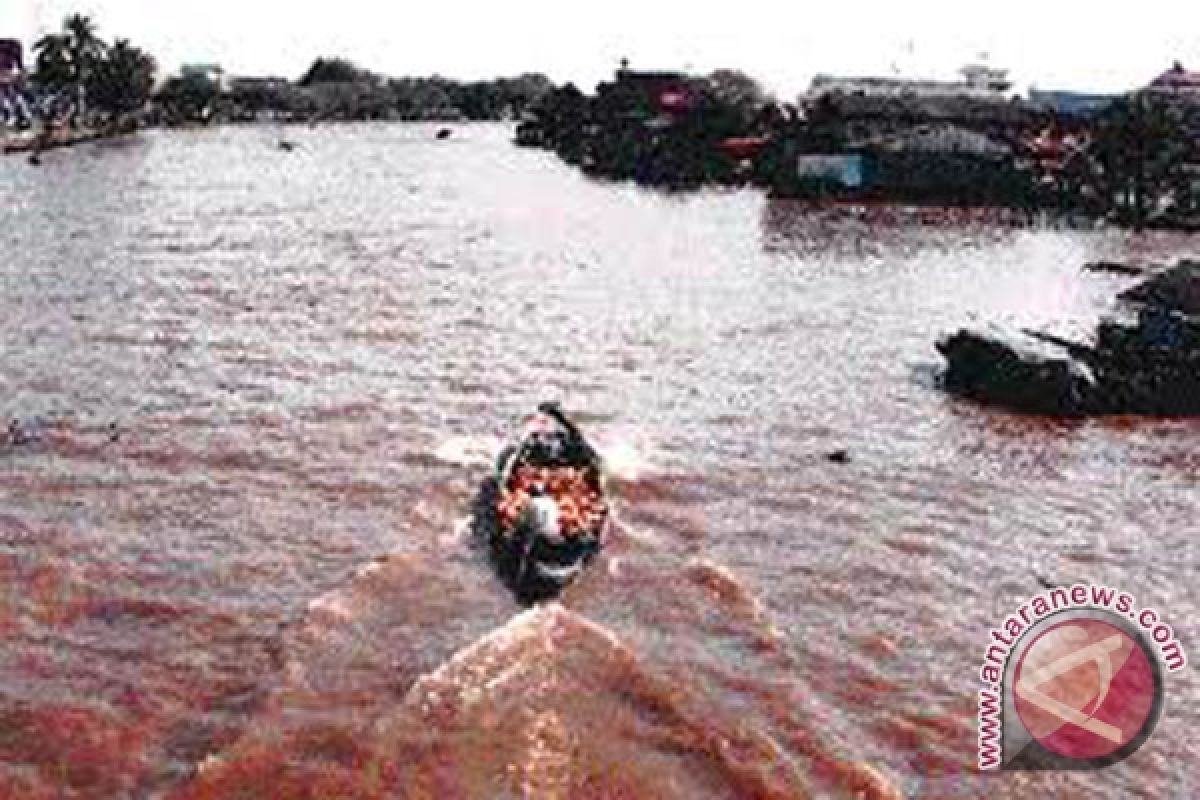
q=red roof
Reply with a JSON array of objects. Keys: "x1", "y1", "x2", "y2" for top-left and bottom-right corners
[{"x1": 718, "y1": 136, "x2": 770, "y2": 160}]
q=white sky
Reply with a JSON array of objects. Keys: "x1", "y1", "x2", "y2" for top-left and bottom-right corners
[{"x1": 3, "y1": 1, "x2": 1198, "y2": 98}]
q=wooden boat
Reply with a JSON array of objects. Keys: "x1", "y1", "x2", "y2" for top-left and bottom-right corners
[{"x1": 473, "y1": 404, "x2": 608, "y2": 603}]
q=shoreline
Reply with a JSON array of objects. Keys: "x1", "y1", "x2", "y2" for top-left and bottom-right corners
[{"x1": 1, "y1": 123, "x2": 144, "y2": 156}]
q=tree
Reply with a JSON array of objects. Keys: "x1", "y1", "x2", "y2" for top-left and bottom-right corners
[
  {"x1": 32, "y1": 33, "x2": 73, "y2": 94},
  {"x1": 706, "y1": 69, "x2": 770, "y2": 121},
  {"x1": 63, "y1": 13, "x2": 106, "y2": 117},
  {"x1": 298, "y1": 57, "x2": 374, "y2": 87},
  {"x1": 494, "y1": 73, "x2": 554, "y2": 118},
  {"x1": 156, "y1": 72, "x2": 221, "y2": 123},
  {"x1": 86, "y1": 38, "x2": 156, "y2": 116},
  {"x1": 1090, "y1": 92, "x2": 1191, "y2": 227},
  {"x1": 64, "y1": 13, "x2": 106, "y2": 70},
  {"x1": 388, "y1": 76, "x2": 459, "y2": 120},
  {"x1": 454, "y1": 81, "x2": 502, "y2": 120},
  {"x1": 32, "y1": 14, "x2": 108, "y2": 119}
]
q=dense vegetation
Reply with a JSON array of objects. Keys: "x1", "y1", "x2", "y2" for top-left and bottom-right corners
[
  {"x1": 30, "y1": 14, "x2": 156, "y2": 123},
  {"x1": 157, "y1": 56, "x2": 555, "y2": 124},
  {"x1": 1088, "y1": 93, "x2": 1200, "y2": 227}
]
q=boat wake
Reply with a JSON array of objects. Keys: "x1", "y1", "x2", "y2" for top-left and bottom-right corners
[
  {"x1": 433, "y1": 434, "x2": 506, "y2": 469},
  {"x1": 168, "y1": 435, "x2": 901, "y2": 799}
]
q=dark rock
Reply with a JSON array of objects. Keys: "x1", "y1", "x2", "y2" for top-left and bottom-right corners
[
  {"x1": 938, "y1": 257, "x2": 1200, "y2": 417},
  {"x1": 938, "y1": 313, "x2": 1200, "y2": 417},
  {"x1": 936, "y1": 328, "x2": 1097, "y2": 416},
  {"x1": 436, "y1": 128, "x2": 453, "y2": 140},
  {"x1": 825, "y1": 449, "x2": 850, "y2": 464},
  {"x1": 277, "y1": 140, "x2": 296, "y2": 152},
  {"x1": 1118, "y1": 259, "x2": 1200, "y2": 314}
]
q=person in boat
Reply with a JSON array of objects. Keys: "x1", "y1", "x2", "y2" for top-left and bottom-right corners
[
  {"x1": 483, "y1": 403, "x2": 607, "y2": 600},
  {"x1": 495, "y1": 402, "x2": 597, "y2": 474}
]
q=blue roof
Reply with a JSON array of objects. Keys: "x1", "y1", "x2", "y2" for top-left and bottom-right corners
[{"x1": 1028, "y1": 90, "x2": 1119, "y2": 116}]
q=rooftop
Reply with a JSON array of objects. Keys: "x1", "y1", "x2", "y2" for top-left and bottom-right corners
[
  {"x1": 0, "y1": 38, "x2": 22, "y2": 72},
  {"x1": 807, "y1": 89, "x2": 1030, "y2": 126},
  {"x1": 1027, "y1": 89, "x2": 1119, "y2": 116},
  {"x1": 807, "y1": 64, "x2": 1012, "y2": 104},
  {"x1": 1149, "y1": 62, "x2": 1200, "y2": 92}
]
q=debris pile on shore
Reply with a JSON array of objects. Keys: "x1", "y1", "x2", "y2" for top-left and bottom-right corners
[{"x1": 937, "y1": 259, "x2": 1200, "y2": 416}]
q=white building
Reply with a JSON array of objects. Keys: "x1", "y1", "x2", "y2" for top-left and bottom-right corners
[{"x1": 805, "y1": 64, "x2": 1012, "y2": 106}]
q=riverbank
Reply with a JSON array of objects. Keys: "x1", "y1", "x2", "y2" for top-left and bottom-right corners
[
  {"x1": 1, "y1": 122, "x2": 139, "y2": 156},
  {"x1": 517, "y1": 68, "x2": 1200, "y2": 229}
]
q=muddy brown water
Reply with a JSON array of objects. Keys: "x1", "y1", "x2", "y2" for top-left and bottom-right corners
[{"x1": 1, "y1": 123, "x2": 1197, "y2": 798}]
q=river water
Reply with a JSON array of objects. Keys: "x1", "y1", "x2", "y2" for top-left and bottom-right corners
[{"x1": 1, "y1": 123, "x2": 1197, "y2": 798}]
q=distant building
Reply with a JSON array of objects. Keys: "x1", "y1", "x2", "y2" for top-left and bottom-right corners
[
  {"x1": 1147, "y1": 62, "x2": 1200, "y2": 95},
  {"x1": 228, "y1": 75, "x2": 290, "y2": 93},
  {"x1": 960, "y1": 64, "x2": 1012, "y2": 93},
  {"x1": 180, "y1": 63, "x2": 228, "y2": 91},
  {"x1": 794, "y1": 153, "x2": 865, "y2": 188},
  {"x1": 862, "y1": 125, "x2": 1012, "y2": 158},
  {"x1": 1027, "y1": 90, "x2": 1119, "y2": 118},
  {"x1": 803, "y1": 89, "x2": 1029, "y2": 133},
  {"x1": 0, "y1": 39, "x2": 22, "y2": 84},
  {"x1": 1, "y1": 39, "x2": 29, "y2": 127},
  {"x1": 597, "y1": 64, "x2": 696, "y2": 119},
  {"x1": 805, "y1": 64, "x2": 1013, "y2": 106}
]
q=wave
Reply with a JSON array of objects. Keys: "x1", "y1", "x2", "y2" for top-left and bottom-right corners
[
  {"x1": 168, "y1": 433, "x2": 901, "y2": 799},
  {"x1": 431, "y1": 427, "x2": 658, "y2": 482},
  {"x1": 175, "y1": 601, "x2": 837, "y2": 799},
  {"x1": 171, "y1": 546, "x2": 899, "y2": 799},
  {"x1": 433, "y1": 434, "x2": 506, "y2": 469}
]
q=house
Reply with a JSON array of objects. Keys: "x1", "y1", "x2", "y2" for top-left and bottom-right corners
[
  {"x1": 801, "y1": 64, "x2": 1030, "y2": 143},
  {"x1": 0, "y1": 39, "x2": 22, "y2": 84},
  {"x1": 595, "y1": 63, "x2": 696, "y2": 120},
  {"x1": 1027, "y1": 89, "x2": 1118, "y2": 119},
  {"x1": 0, "y1": 39, "x2": 28, "y2": 127},
  {"x1": 781, "y1": 122, "x2": 1024, "y2": 204},
  {"x1": 805, "y1": 64, "x2": 1014, "y2": 106},
  {"x1": 960, "y1": 64, "x2": 1012, "y2": 93},
  {"x1": 227, "y1": 76, "x2": 290, "y2": 93},
  {"x1": 180, "y1": 63, "x2": 228, "y2": 92},
  {"x1": 861, "y1": 125, "x2": 1012, "y2": 158},
  {"x1": 1147, "y1": 62, "x2": 1200, "y2": 95},
  {"x1": 794, "y1": 153, "x2": 866, "y2": 189}
]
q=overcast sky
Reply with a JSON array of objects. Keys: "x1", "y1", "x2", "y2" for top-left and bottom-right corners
[{"x1": 3, "y1": 1, "x2": 1198, "y2": 97}]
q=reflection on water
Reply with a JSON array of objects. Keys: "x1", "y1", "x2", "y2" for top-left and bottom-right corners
[{"x1": 1, "y1": 123, "x2": 1197, "y2": 798}]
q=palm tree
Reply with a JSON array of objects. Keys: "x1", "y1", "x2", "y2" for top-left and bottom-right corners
[
  {"x1": 31, "y1": 14, "x2": 107, "y2": 122},
  {"x1": 64, "y1": 14, "x2": 107, "y2": 119}
]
